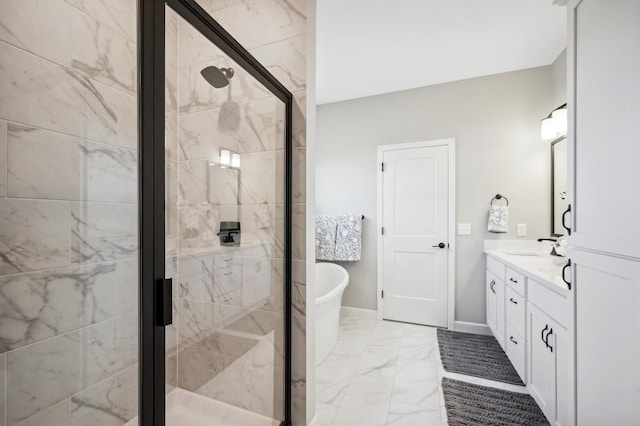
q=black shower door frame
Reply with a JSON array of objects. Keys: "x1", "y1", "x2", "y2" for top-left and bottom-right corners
[{"x1": 138, "y1": 0, "x2": 294, "y2": 424}]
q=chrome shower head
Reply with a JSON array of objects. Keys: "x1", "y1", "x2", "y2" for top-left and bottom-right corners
[{"x1": 200, "y1": 66, "x2": 235, "y2": 88}]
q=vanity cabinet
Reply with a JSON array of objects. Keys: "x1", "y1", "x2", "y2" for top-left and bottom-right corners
[
  {"x1": 527, "y1": 299, "x2": 570, "y2": 426},
  {"x1": 485, "y1": 251, "x2": 573, "y2": 425}
]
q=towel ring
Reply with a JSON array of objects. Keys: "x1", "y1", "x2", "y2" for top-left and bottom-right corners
[{"x1": 491, "y1": 194, "x2": 509, "y2": 206}]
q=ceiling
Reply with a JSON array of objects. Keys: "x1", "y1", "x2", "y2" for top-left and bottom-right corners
[{"x1": 316, "y1": 0, "x2": 567, "y2": 104}]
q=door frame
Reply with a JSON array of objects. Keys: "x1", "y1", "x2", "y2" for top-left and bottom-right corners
[
  {"x1": 376, "y1": 138, "x2": 456, "y2": 330},
  {"x1": 138, "y1": 1, "x2": 293, "y2": 424}
]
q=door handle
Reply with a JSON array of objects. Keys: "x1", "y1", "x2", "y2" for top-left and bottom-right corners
[
  {"x1": 541, "y1": 324, "x2": 549, "y2": 348},
  {"x1": 509, "y1": 336, "x2": 518, "y2": 345},
  {"x1": 544, "y1": 327, "x2": 554, "y2": 353},
  {"x1": 509, "y1": 298, "x2": 518, "y2": 305},
  {"x1": 562, "y1": 204, "x2": 572, "y2": 235},
  {"x1": 562, "y1": 259, "x2": 572, "y2": 290},
  {"x1": 432, "y1": 242, "x2": 446, "y2": 249}
]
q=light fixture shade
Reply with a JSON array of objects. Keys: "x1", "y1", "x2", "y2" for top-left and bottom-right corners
[
  {"x1": 552, "y1": 107, "x2": 568, "y2": 135},
  {"x1": 220, "y1": 149, "x2": 231, "y2": 165},
  {"x1": 231, "y1": 153, "x2": 240, "y2": 168},
  {"x1": 541, "y1": 117, "x2": 556, "y2": 140}
]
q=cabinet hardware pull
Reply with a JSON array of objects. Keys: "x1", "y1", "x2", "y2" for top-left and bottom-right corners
[
  {"x1": 541, "y1": 324, "x2": 549, "y2": 348},
  {"x1": 545, "y1": 327, "x2": 554, "y2": 352},
  {"x1": 509, "y1": 277, "x2": 518, "y2": 283},
  {"x1": 562, "y1": 259, "x2": 572, "y2": 290},
  {"x1": 490, "y1": 280, "x2": 496, "y2": 294},
  {"x1": 510, "y1": 336, "x2": 518, "y2": 345},
  {"x1": 562, "y1": 204, "x2": 572, "y2": 236},
  {"x1": 509, "y1": 298, "x2": 518, "y2": 305}
]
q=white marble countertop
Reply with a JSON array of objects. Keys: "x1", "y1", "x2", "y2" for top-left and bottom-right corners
[{"x1": 484, "y1": 240, "x2": 570, "y2": 296}]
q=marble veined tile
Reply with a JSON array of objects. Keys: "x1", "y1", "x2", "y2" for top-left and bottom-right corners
[
  {"x1": 239, "y1": 150, "x2": 283, "y2": 205},
  {"x1": 116, "y1": 91, "x2": 138, "y2": 150},
  {"x1": 0, "y1": 120, "x2": 6, "y2": 197},
  {"x1": 178, "y1": 160, "x2": 209, "y2": 206},
  {"x1": 211, "y1": 0, "x2": 306, "y2": 50},
  {"x1": 0, "y1": 0, "x2": 70, "y2": 65},
  {"x1": 7, "y1": 314, "x2": 137, "y2": 424},
  {"x1": 178, "y1": 18, "x2": 227, "y2": 70},
  {"x1": 0, "y1": 262, "x2": 117, "y2": 352},
  {"x1": 14, "y1": 399, "x2": 70, "y2": 426},
  {"x1": 117, "y1": 258, "x2": 138, "y2": 315},
  {"x1": 71, "y1": 364, "x2": 138, "y2": 426},
  {"x1": 355, "y1": 344, "x2": 399, "y2": 381},
  {"x1": 0, "y1": 42, "x2": 119, "y2": 145},
  {"x1": 292, "y1": 92, "x2": 306, "y2": 148},
  {"x1": 8, "y1": 124, "x2": 137, "y2": 203},
  {"x1": 65, "y1": 0, "x2": 137, "y2": 43},
  {"x1": 387, "y1": 400, "x2": 441, "y2": 426},
  {"x1": 391, "y1": 357, "x2": 439, "y2": 409},
  {"x1": 0, "y1": 352, "x2": 5, "y2": 426},
  {"x1": 292, "y1": 148, "x2": 306, "y2": 203},
  {"x1": 69, "y1": 7, "x2": 136, "y2": 95},
  {"x1": 332, "y1": 375, "x2": 394, "y2": 426},
  {"x1": 0, "y1": 199, "x2": 70, "y2": 275},
  {"x1": 314, "y1": 402, "x2": 339, "y2": 426},
  {"x1": 178, "y1": 109, "x2": 238, "y2": 161},
  {"x1": 250, "y1": 33, "x2": 306, "y2": 94},
  {"x1": 71, "y1": 202, "x2": 138, "y2": 264}
]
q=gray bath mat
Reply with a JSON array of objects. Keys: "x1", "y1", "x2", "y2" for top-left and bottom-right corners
[
  {"x1": 437, "y1": 329, "x2": 523, "y2": 385},
  {"x1": 442, "y1": 377, "x2": 549, "y2": 425}
]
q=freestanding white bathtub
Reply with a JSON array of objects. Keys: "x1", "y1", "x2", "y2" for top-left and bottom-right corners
[{"x1": 315, "y1": 262, "x2": 349, "y2": 365}]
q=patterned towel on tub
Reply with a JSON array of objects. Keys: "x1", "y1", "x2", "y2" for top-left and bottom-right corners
[
  {"x1": 315, "y1": 215, "x2": 338, "y2": 261},
  {"x1": 488, "y1": 205, "x2": 509, "y2": 233},
  {"x1": 335, "y1": 215, "x2": 363, "y2": 261}
]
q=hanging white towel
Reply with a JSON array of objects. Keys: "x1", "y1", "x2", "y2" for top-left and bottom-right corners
[
  {"x1": 315, "y1": 215, "x2": 338, "y2": 261},
  {"x1": 488, "y1": 205, "x2": 509, "y2": 233},
  {"x1": 335, "y1": 215, "x2": 363, "y2": 261}
]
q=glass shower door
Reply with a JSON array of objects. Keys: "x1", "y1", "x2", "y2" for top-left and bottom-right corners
[{"x1": 161, "y1": 1, "x2": 290, "y2": 424}]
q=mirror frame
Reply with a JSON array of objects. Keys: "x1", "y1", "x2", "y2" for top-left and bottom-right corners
[{"x1": 551, "y1": 135, "x2": 568, "y2": 237}]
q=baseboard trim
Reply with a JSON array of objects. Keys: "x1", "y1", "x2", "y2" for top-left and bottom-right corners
[
  {"x1": 454, "y1": 320, "x2": 492, "y2": 335},
  {"x1": 340, "y1": 306, "x2": 377, "y2": 320}
]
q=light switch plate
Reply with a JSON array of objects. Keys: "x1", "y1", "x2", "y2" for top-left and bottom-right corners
[
  {"x1": 517, "y1": 223, "x2": 527, "y2": 236},
  {"x1": 458, "y1": 223, "x2": 471, "y2": 235}
]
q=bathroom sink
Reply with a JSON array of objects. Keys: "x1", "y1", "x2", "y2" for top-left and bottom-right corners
[{"x1": 504, "y1": 250, "x2": 544, "y2": 256}]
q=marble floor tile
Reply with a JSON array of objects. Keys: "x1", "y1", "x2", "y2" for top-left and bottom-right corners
[
  {"x1": 0, "y1": 353, "x2": 5, "y2": 426},
  {"x1": 14, "y1": 399, "x2": 70, "y2": 426},
  {"x1": 387, "y1": 400, "x2": 442, "y2": 426},
  {"x1": 355, "y1": 344, "x2": 399, "y2": 381},
  {"x1": 0, "y1": 120, "x2": 6, "y2": 197},
  {"x1": 314, "y1": 403, "x2": 338, "y2": 426}
]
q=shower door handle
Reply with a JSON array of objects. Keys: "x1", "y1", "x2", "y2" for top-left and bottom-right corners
[{"x1": 158, "y1": 278, "x2": 173, "y2": 326}]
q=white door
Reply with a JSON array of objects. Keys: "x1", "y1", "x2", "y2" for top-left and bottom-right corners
[{"x1": 379, "y1": 142, "x2": 450, "y2": 327}]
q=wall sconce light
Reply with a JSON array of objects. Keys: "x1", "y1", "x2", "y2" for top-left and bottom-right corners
[
  {"x1": 541, "y1": 103, "x2": 568, "y2": 140},
  {"x1": 219, "y1": 148, "x2": 240, "y2": 168}
]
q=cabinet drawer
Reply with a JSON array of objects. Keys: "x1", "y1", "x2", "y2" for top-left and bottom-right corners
[
  {"x1": 506, "y1": 324, "x2": 526, "y2": 383},
  {"x1": 487, "y1": 256, "x2": 505, "y2": 280},
  {"x1": 506, "y1": 287, "x2": 525, "y2": 338},
  {"x1": 528, "y1": 279, "x2": 569, "y2": 327},
  {"x1": 505, "y1": 266, "x2": 526, "y2": 296}
]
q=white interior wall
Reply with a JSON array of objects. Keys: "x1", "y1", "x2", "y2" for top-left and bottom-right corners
[{"x1": 315, "y1": 66, "x2": 554, "y2": 324}]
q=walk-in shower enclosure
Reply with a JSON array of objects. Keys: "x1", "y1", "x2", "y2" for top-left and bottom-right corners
[{"x1": 0, "y1": 0, "x2": 307, "y2": 424}]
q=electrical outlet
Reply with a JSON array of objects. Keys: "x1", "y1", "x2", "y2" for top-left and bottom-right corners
[
  {"x1": 517, "y1": 223, "x2": 527, "y2": 236},
  {"x1": 458, "y1": 223, "x2": 471, "y2": 235}
]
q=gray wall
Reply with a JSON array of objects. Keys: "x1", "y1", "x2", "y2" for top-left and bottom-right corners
[
  {"x1": 551, "y1": 49, "x2": 567, "y2": 106},
  {"x1": 316, "y1": 66, "x2": 555, "y2": 323}
]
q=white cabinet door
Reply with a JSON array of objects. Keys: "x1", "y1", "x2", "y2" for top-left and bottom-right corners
[
  {"x1": 567, "y1": 0, "x2": 640, "y2": 258},
  {"x1": 495, "y1": 276, "x2": 505, "y2": 347},
  {"x1": 571, "y1": 248, "x2": 640, "y2": 425},
  {"x1": 528, "y1": 304, "x2": 557, "y2": 424},
  {"x1": 486, "y1": 270, "x2": 497, "y2": 336}
]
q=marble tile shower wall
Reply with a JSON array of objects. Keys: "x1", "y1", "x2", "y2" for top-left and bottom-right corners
[
  {"x1": 172, "y1": 0, "x2": 308, "y2": 423},
  {"x1": 0, "y1": 1, "x2": 139, "y2": 425}
]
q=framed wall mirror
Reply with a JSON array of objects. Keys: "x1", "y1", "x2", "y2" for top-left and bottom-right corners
[{"x1": 551, "y1": 136, "x2": 568, "y2": 236}]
